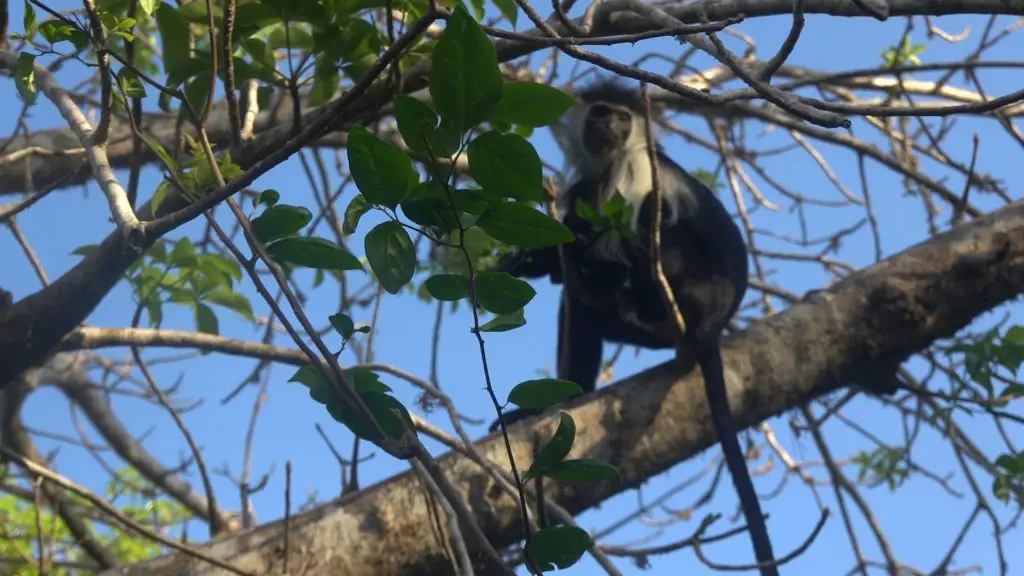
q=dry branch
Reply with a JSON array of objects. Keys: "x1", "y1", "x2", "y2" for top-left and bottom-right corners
[{"x1": 105, "y1": 200, "x2": 1024, "y2": 576}]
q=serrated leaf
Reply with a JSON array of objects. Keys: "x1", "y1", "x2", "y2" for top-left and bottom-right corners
[
  {"x1": 478, "y1": 308, "x2": 526, "y2": 332},
  {"x1": 477, "y1": 203, "x2": 575, "y2": 248},
  {"x1": 526, "y1": 525, "x2": 593, "y2": 571},
  {"x1": 507, "y1": 379, "x2": 583, "y2": 410},
  {"x1": 429, "y1": 5, "x2": 502, "y2": 134},
  {"x1": 347, "y1": 126, "x2": 418, "y2": 209},
  {"x1": 330, "y1": 312, "x2": 355, "y2": 339},
  {"x1": 343, "y1": 194, "x2": 371, "y2": 235},
  {"x1": 364, "y1": 221, "x2": 416, "y2": 294},
  {"x1": 251, "y1": 204, "x2": 312, "y2": 244},
  {"x1": 425, "y1": 274, "x2": 468, "y2": 301},
  {"x1": 544, "y1": 459, "x2": 621, "y2": 484},
  {"x1": 523, "y1": 412, "x2": 575, "y2": 481},
  {"x1": 266, "y1": 237, "x2": 363, "y2": 271},
  {"x1": 489, "y1": 82, "x2": 574, "y2": 127},
  {"x1": 468, "y1": 131, "x2": 544, "y2": 202}
]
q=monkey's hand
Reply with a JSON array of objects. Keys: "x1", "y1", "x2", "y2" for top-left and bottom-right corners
[{"x1": 494, "y1": 247, "x2": 561, "y2": 283}]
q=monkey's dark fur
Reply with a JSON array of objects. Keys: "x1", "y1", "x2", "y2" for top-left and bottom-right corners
[{"x1": 490, "y1": 80, "x2": 779, "y2": 573}]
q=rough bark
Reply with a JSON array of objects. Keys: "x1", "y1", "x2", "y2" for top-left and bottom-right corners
[{"x1": 101, "y1": 201, "x2": 1024, "y2": 576}]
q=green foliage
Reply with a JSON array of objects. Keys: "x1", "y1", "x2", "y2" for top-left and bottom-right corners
[
  {"x1": 429, "y1": 6, "x2": 502, "y2": 134},
  {"x1": 424, "y1": 274, "x2": 469, "y2": 301},
  {"x1": 467, "y1": 131, "x2": 545, "y2": 202},
  {"x1": 488, "y1": 82, "x2": 576, "y2": 128},
  {"x1": 364, "y1": 221, "x2": 417, "y2": 294},
  {"x1": 851, "y1": 447, "x2": 910, "y2": 491},
  {"x1": 574, "y1": 191, "x2": 637, "y2": 242},
  {"x1": 945, "y1": 324, "x2": 1024, "y2": 506},
  {"x1": 526, "y1": 525, "x2": 595, "y2": 571},
  {"x1": 881, "y1": 35, "x2": 926, "y2": 68},
  {"x1": 289, "y1": 364, "x2": 414, "y2": 451},
  {"x1": 14, "y1": 52, "x2": 37, "y2": 105},
  {"x1": 0, "y1": 468, "x2": 188, "y2": 573},
  {"x1": 476, "y1": 202, "x2": 575, "y2": 248},
  {"x1": 507, "y1": 379, "x2": 583, "y2": 410},
  {"x1": 347, "y1": 126, "x2": 419, "y2": 209},
  {"x1": 473, "y1": 271, "x2": 536, "y2": 315}
]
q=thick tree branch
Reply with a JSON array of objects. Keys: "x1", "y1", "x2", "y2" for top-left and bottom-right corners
[
  {"x1": 109, "y1": 200, "x2": 1024, "y2": 576},
  {"x1": 0, "y1": 0, "x2": 1020, "y2": 197}
]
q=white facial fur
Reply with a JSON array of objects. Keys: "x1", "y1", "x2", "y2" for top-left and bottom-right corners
[{"x1": 557, "y1": 101, "x2": 695, "y2": 248}]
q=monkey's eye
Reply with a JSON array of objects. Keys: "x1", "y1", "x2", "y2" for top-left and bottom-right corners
[{"x1": 590, "y1": 104, "x2": 614, "y2": 118}]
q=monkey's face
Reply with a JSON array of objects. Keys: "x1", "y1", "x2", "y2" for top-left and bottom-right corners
[{"x1": 582, "y1": 103, "x2": 633, "y2": 162}]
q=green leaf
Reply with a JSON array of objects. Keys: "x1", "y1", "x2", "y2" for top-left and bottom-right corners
[
  {"x1": 194, "y1": 303, "x2": 219, "y2": 336},
  {"x1": 170, "y1": 236, "x2": 197, "y2": 267},
  {"x1": 488, "y1": 82, "x2": 574, "y2": 128},
  {"x1": 38, "y1": 21, "x2": 89, "y2": 49},
  {"x1": 343, "y1": 194, "x2": 371, "y2": 235},
  {"x1": 266, "y1": 237, "x2": 364, "y2": 271},
  {"x1": 15, "y1": 52, "x2": 37, "y2": 105},
  {"x1": 250, "y1": 204, "x2": 312, "y2": 244},
  {"x1": 139, "y1": 0, "x2": 160, "y2": 17},
  {"x1": 491, "y1": 0, "x2": 517, "y2": 27},
  {"x1": 118, "y1": 67, "x2": 147, "y2": 99},
  {"x1": 467, "y1": 131, "x2": 544, "y2": 202},
  {"x1": 526, "y1": 525, "x2": 594, "y2": 571},
  {"x1": 205, "y1": 288, "x2": 255, "y2": 322},
  {"x1": 364, "y1": 221, "x2": 416, "y2": 294},
  {"x1": 71, "y1": 244, "x2": 99, "y2": 257},
  {"x1": 308, "y1": 54, "x2": 339, "y2": 107},
  {"x1": 23, "y1": 0, "x2": 37, "y2": 38},
  {"x1": 507, "y1": 379, "x2": 583, "y2": 410},
  {"x1": 477, "y1": 203, "x2": 575, "y2": 248},
  {"x1": 155, "y1": 3, "x2": 191, "y2": 84},
  {"x1": 330, "y1": 390, "x2": 413, "y2": 448},
  {"x1": 478, "y1": 308, "x2": 526, "y2": 332},
  {"x1": 140, "y1": 135, "x2": 177, "y2": 175},
  {"x1": 255, "y1": 189, "x2": 280, "y2": 208},
  {"x1": 393, "y1": 94, "x2": 460, "y2": 158},
  {"x1": 523, "y1": 412, "x2": 575, "y2": 481},
  {"x1": 184, "y1": 75, "x2": 211, "y2": 117},
  {"x1": 473, "y1": 271, "x2": 535, "y2": 314},
  {"x1": 347, "y1": 126, "x2": 419, "y2": 209},
  {"x1": 544, "y1": 459, "x2": 621, "y2": 484},
  {"x1": 345, "y1": 367, "x2": 392, "y2": 394},
  {"x1": 425, "y1": 274, "x2": 468, "y2": 301},
  {"x1": 429, "y1": 5, "x2": 502, "y2": 134},
  {"x1": 329, "y1": 312, "x2": 355, "y2": 340}
]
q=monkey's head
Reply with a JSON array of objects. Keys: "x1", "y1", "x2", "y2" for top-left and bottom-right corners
[{"x1": 563, "y1": 79, "x2": 651, "y2": 179}]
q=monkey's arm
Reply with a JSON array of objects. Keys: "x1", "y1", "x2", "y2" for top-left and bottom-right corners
[{"x1": 493, "y1": 247, "x2": 563, "y2": 283}]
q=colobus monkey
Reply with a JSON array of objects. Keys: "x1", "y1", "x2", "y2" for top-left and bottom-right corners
[{"x1": 491, "y1": 80, "x2": 778, "y2": 573}]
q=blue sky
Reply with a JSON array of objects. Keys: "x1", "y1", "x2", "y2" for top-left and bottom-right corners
[{"x1": 2, "y1": 2, "x2": 1023, "y2": 574}]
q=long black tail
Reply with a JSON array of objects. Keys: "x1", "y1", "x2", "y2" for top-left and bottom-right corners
[{"x1": 691, "y1": 333, "x2": 778, "y2": 576}]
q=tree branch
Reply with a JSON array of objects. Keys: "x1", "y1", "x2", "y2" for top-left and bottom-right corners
[{"x1": 110, "y1": 200, "x2": 1024, "y2": 575}]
